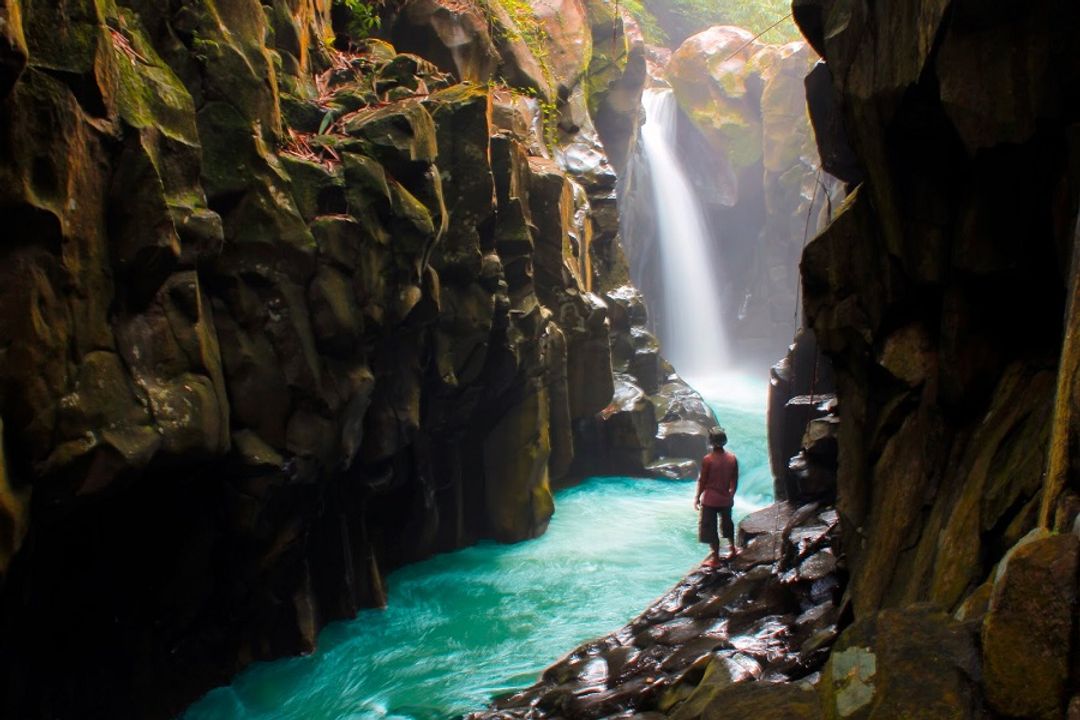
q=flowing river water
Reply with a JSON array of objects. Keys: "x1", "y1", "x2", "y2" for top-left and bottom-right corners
[{"x1": 185, "y1": 374, "x2": 771, "y2": 720}]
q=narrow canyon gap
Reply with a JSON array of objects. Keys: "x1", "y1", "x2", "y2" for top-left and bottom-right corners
[{"x1": 0, "y1": 1, "x2": 1078, "y2": 719}]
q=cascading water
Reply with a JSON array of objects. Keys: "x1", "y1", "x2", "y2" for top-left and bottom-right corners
[{"x1": 638, "y1": 88, "x2": 728, "y2": 382}]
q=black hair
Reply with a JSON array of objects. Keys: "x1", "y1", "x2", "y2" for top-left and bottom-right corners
[{"x1": 709, "y1": 426, "x2": 727, "y2": 448}]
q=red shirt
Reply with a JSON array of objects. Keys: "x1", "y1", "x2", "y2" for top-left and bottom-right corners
[{"x1": 699, "y1": 449, "x2": 738, "y2": 508}]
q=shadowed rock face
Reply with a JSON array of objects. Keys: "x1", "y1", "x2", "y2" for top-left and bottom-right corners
[
  {"x1": 0, "y1": 0, "x2": 709, "y2": 717},
  {"x1": 546, "y1": 1, "x2": 1079, "y2": 717},
  {"x1": 787, "y1": 0, "x2": 1080, "y2": 718}
]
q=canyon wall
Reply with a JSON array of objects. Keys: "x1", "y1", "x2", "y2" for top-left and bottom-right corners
[
  {"x1": 0, "y1": 0, "x2": 713, "y2": 716},
  {"x1": 602, "y1": 4, "x2": 1080, "y2": 718},
  {"x1": 695, "y1": 1, "x2": 1080, "y2": 717}
]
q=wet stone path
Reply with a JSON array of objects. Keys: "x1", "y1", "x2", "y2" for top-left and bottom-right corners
[{"x1": 470, "y1": 501, "x2": 844, "y2": 720}]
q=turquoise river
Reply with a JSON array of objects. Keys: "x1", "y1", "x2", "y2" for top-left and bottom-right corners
[{"x1": 185, "y1": 373, "x2": 772, "y2": 720}]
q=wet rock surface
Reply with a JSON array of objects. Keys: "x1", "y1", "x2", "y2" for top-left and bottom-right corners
[
  {"x1": 793, "y1": 1, "x2": 1080, "y2": 718},
  {"x1": 469, "y1": 501, "x2": 844, "y2": 719},
  {"x1": 0, "y1": 0, "x2": 698, "y2": 716},
  {"x1": 573, "y1": 285, "x2": 718, "y2": 481}
]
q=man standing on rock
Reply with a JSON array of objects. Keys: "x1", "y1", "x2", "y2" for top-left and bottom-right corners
[{"x1": 695, "y1": 427, "x2": 739, "y2": 567}]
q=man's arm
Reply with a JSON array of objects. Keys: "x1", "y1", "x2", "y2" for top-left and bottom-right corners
[
  {"x1": 729, "y1": 457, "x2": 739, "y2": 497},
  {"x1": 695, "y1": 456, "x2": 708, "y2": 509}
]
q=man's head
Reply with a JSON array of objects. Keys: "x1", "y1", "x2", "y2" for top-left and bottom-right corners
[{"x1": 709, "y1": 426, "x2": 727, "y2": 450}]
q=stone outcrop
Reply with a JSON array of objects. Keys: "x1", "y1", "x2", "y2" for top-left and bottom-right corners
[
  {"x1": 0, "y1": 0, "x2": 709, "y2": 717},
  {"x1": 573, "y1": 285, "x2": 719, "y2": 481},
  {"x1": 486, "y1": 1, "x2": 1080, "y2": 718},
  {"x1": 766, "y1": 0, "x2": 1080, "y2": 718},
  {"x1": 470, "y1": 500, "x2": 844, "y2": 719}
]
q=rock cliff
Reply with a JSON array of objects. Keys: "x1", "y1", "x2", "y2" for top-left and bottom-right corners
[
  {"x1": 792, "y1": 1, "x2": 1080, "y2": 714},
  {"x1": 477, "y1": 2, "x2": 1080, "y2": 718},
  {"x1": 659, "y1": 1, "x2": 1080, "y2": 717},
  {"x1": 0, "y1": 0, "x2": 712, "y2": 716}
]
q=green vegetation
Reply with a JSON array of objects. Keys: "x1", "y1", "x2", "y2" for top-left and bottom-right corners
[
  {"x1": 334, "y1": 0, "x2": 382, "y2": 44},
  {"x1": 483, "y1": 0, "x2": 561, "y2": 147},
  {"x1": 619, "y1": 0, "x2": 801, "y2": 47}
]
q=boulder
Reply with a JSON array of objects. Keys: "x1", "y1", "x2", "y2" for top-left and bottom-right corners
[
  {"x1": 667, "y1": 26, "x2": 764, "y2": 179},
  {"x1": 384, "y1": 0, "x2": 499, "y2": 83},
  {"x1": 647, "y1": 458, "x2": 698, "y2": 481},
  {"x1": 594, "y1": 375, "x2": 657, "y2": 474},
  {"x1": 982, "y1": 531, "x2": 1079, "y2": 720},
  {"x1": 656, "y1": 420, "x2": 709, "y2": 462},
  {"x1": 819, "y1": 606, "x2": 981, "y2": 720}
]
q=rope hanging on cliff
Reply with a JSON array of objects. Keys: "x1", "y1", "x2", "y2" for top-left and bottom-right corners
[
  {"x1": 612, "y1": 0, "x2": 621, "y2": 69},
  {"x1": 792, "y1": 169, "x2": 824, "y2": 332},
  {"x1": 719, "y1": 12, "x2": 794, "y2": 65}
]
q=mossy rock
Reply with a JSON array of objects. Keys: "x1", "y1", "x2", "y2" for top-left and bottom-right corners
[
  {"x1": 197, "y1": 100, "x2": 263, "y2": 196},
  {"x1": 327, "y1": 87, "x2": 376, "y2": 115},
  {"x1": 982, "y1": 531, "x2": 1079, "y2": 720},
  {"x1": 819, "y1": 605, "x2": 980, "y2": 720},
  {"x1": 342, "y1": 151, "x2": 393, "y2": 209},
  {"x1": 281, "y1": 93, "x2": 326, "y2": 133},
  {"x1": 344, "y1": 98, "x2": 438, "y2": 172},
  {"x1": 181, "y1": 0, "x2": 283, "y2": 136},
  {"x1": 388, "y1": 176, "x2": 436, "y2": 253},
  {"x1": 375, "y1": 53, "x2": 434, "y2": 93},
  {"x1": 482, "y1": 384, "x2": 555, "y2": 542},
  {"x1": 111, "y1": 9, "x2": 199, "y2": 144},
  {"x1": 21, "y1": 0, "x2": 101, "y2": 76},
  {"x1": 668, "y1": 26, "x2": 763, "y2": 169},
  {"x1": 280, "y1": 155, "x2": 345, "y2": 223},
  {"x1": 357, "y1": 37, "x2": 397, "y2": 65}
]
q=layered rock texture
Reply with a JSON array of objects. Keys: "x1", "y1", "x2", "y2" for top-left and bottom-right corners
[
  {"x1": 475, "y1": 2, "x2": 1080, "y2": 718},
  {"x1": 745, "y1": 0, "x2": 1080, "y2": 718},
  {"x1": 0, "y1": 0, "x2": 711, "y2": 716},
  {"x1": 621, "y1": 27, "x2": 837, "y2": 366}
]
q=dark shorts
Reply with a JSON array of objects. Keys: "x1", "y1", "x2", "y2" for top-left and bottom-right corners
[{"x1": 699, "y1": 505, "x2": 734, "y2": 545}]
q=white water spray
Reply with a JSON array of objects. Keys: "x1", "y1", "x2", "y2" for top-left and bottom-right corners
[{"x1": 639, "y1": 89, "x2": 728, "y2": 382}]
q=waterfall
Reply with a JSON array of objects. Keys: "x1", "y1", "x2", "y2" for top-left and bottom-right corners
[{"x1": 638, "y1": 88, "x2": 728, "y2": 381}]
